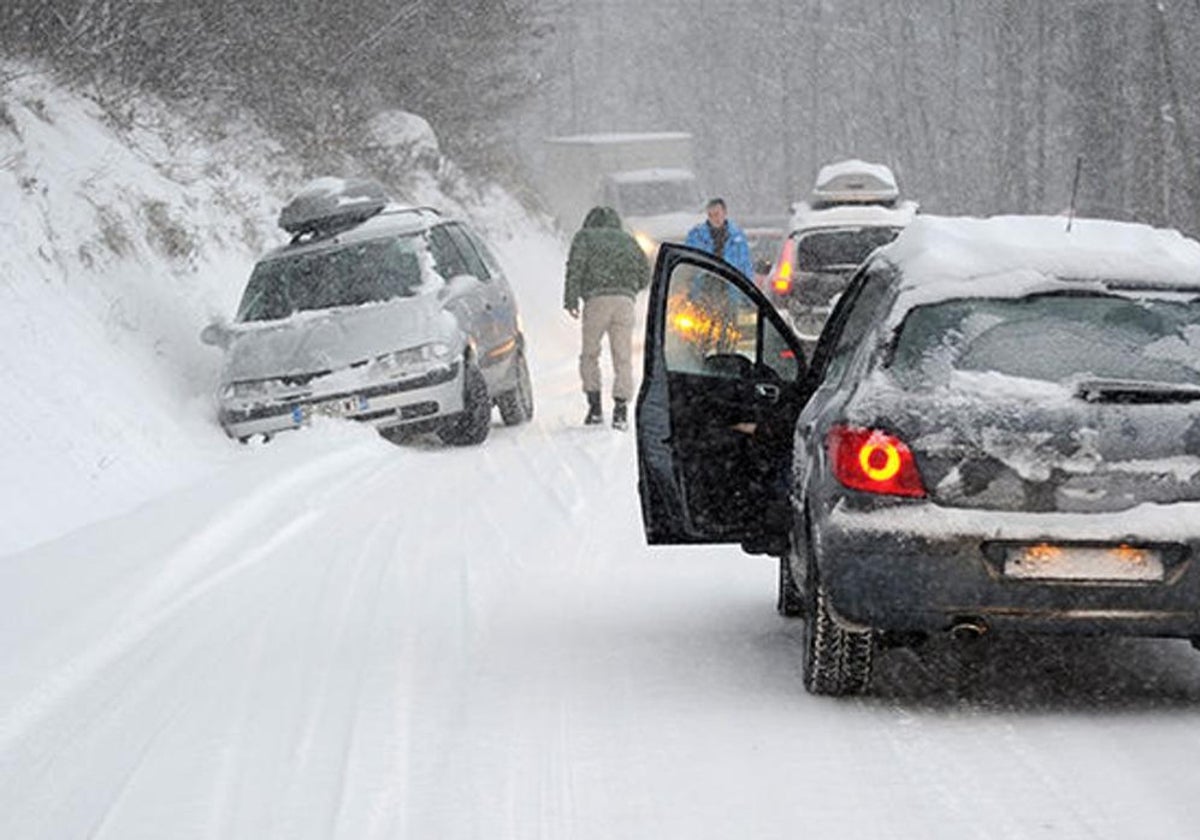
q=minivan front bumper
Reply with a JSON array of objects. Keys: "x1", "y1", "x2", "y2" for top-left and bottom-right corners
[{"x1": 218, "y1": 361, "x2": 461, "y2": 440}]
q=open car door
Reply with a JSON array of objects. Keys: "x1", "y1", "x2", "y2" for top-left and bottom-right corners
[{"x1": 635, "y1": 243, "x2": 810, "y2": 553}]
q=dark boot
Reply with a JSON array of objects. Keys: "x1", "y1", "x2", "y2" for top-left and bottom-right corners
[
  {"x1": 612, "y1": 398, "x2": 628, "y2": 430},
  {"x1": 584, "y1": 391, "x2": 603, "y2": 425}
]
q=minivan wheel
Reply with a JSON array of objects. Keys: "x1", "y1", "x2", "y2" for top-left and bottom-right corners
[
  {"x1": 438, "y1": 358, "x2": 491, "y2": 446},
  {"x1": 802, "y1": 546, "x2": 875, "y2": 696},
  {"x1": 497, "y1": 349, "x2": 534, "y2": 426}
]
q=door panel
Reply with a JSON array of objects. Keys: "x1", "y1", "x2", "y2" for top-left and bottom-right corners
[
  {"x1": 446, "y1": 223, "x2": 518, "y2": 375},
  {"x1": 636, "y1": 244, "x2": 809, "y2": 547}
]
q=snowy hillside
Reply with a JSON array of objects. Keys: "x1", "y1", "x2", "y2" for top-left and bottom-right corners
[{"x1": 0, "y1": 67, "x2": 556, "y2": 555}]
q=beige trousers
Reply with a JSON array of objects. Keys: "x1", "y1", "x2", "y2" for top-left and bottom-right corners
[{"x1": 580, "y1": 295, "x2": 635, "y2": 401}]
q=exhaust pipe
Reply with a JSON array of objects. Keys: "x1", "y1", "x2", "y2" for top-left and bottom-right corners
[{"x1": 949, "y1": 617, "x2": 988, "y2": 641}]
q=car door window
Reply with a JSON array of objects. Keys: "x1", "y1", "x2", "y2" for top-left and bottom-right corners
[
  {"x1": 761, "y1": 316, "x2": 801, "y2": 382},
  {"x1": 445, "y1": 223, "x2": 491, "y2": 281},
  {"x1": 428, "y1": 225, "x2": 470, "y2": 280},
  {"x1": 663, "y1": 262, "x2": 800, "y2": 383}
]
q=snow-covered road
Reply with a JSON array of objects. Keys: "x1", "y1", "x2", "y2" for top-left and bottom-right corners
[{"x1": 5, "y1": 228, "x2": 1200, "y2": 839}]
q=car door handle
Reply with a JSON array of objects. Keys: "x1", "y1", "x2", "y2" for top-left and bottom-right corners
[{"x1": 755, "y1": 383, "x2": 780, "y2": 403}]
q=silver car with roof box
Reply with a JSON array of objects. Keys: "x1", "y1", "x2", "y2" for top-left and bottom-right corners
[{"x1": 202, "y1": 177, "x2": 533, "y2": 445}]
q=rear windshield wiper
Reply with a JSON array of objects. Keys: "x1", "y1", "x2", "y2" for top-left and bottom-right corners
[{"x1": 1075, "y1": 378, "x2": 1200, "y2": 404}]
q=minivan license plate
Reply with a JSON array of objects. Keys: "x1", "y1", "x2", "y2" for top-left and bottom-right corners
[{"x1": 315, "y1": 397, "x2": 362, "y2": 418}]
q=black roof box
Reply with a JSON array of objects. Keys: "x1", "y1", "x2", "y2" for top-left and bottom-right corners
[{"x1": 278, "y1": 177, "x2": 390, "y2": 236}]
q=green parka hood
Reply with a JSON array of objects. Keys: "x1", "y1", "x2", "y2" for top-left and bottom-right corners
[{"x1": 582, "y1": 205, "x2": 622, "y2": 229}]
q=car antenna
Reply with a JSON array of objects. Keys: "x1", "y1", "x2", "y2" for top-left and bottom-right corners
[{"x1": 1066, "y1": 155, "x2": 1083, "y2": 233}]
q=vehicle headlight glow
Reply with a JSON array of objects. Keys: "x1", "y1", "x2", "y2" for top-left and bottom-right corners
[{"x1": 634, "y1": 231, "x2": 657, "y2": 256}]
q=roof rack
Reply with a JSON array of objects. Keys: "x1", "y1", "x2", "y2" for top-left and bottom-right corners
[{"x1": 378, "y1": 205, "x2": 442, "y2": 220}]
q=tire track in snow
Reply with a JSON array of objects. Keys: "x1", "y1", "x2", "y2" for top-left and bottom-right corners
[{"x1": 0, "y1": 443, "x2": 382, "y2": 759}]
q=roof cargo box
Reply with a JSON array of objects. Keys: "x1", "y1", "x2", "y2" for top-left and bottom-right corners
[
  {"x1": 278, "y1": 177, "x2": 390, "y2": 236},
  {"x1": 810, "y1": 160, "x2": 899, "y2": 208}
]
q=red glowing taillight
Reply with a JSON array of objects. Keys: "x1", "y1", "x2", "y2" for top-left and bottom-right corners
[
  {"x1": 827, "y1": 425, "x2": 925, "y2": 497},
  {"x1": 770, "y1": 239, "x2": 795, "y2": 295}
]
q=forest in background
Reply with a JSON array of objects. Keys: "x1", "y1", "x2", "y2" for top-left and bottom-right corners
[
  {"x1": 5, "y1": 1, "x2": 1200, "y2": 236},
  {"x1": 528, "y1": 0, "x2": 1200, "y2": 235},
  {"x1": 0, "y1": 0, "x2": 545, "y2": 182}
]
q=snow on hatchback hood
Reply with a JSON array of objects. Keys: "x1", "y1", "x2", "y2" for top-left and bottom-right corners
[
  {"x1": 880, "y1": 214, "x2": 1200, "y2": 296},
  {"x1": 222, "y1": 294, "x2": 458, "y2": 382}
]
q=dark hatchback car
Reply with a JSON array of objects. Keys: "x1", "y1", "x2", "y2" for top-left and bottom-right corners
[{"x1": 636, "y1": 216, "x2": 1200, "y2": 696}]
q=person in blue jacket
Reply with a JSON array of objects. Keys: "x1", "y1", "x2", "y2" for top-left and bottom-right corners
[{"x1": 685, "y1": 197, "x2": 754, "y2": 279}]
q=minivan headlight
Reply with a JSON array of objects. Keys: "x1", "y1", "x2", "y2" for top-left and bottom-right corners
[
  {"x1": 223, "y1": 380, "x2": 271, "y2": 400},
  {"x1": 372, "y1": 342, "x2": 453, "y2": 375}
]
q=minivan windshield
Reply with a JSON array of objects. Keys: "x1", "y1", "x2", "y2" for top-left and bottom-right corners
[
  {"x1": 237, "y1": 235, "x2": 424, "y2": 322},
  {"x1": 891, "y1": 292, "x2": 1200, "y2": 387}
]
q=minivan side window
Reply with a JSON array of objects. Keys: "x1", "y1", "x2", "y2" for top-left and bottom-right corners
[
  {"x1": 428, "y1": 225, "x2": 470, "y2": 280},
  {"x1": 811, "y1": 264, "x2": 895, "y2": 385},
  {"x1": 461, "y1": 226, "x2": 505, "y2": 278},
  {"x1": 445, "y1": 224, "x2": 491, "y2": 281}
]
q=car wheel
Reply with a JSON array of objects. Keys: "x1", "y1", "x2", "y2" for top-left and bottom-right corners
[
  {"x1": 438, "y1": 357, "x2": 491, "y2": 446},
  {"x1": 802, "y1": 541, "x2": 875, "y2": 696},
  {"x1": 496, "y1": 348, "x2": 534, "y2": 426},
  {"x1": 776, "y1": 555, "x2": 804, "y2": 618}
]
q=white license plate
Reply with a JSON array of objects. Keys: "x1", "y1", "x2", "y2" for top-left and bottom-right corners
[
  {"x1": 314, "y1": 396, "x2": 365, "y2": 418},
  {"x1": 1003, "y1": 544, "x2": 1164, "y2": 582}
]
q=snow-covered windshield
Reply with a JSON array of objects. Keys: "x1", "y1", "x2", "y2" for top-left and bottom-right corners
[
  {"x1": 891, "y1": 292, "x2": 1200, "y2": 387},
  {"x1": 795, "y1": 226, "x2": 903, "y2": 272},
  {"x1": 237, "y1": 235, "x2": 424, "y2": 322}
]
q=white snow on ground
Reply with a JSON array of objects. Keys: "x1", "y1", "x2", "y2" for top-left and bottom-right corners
[{"x1": 4, "y1": 70, "x2": 1200, "y2": 839}]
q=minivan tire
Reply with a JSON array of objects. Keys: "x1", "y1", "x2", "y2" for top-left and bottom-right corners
[
  {"x1": 497, "y1": 349, "x2": 534, "y2": 426},
  {"x1": 438, "y1": 358, "x2": 491, "y2": 446}
]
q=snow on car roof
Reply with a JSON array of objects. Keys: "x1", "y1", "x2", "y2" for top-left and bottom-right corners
[
  {"x1": 263, "y1": 203, "x2": 438, "y2": 259},
  {"x1": 815, "y1": 159, "x2": 898, "y2": 192},
  {"x1": 811, "y1": 159, "x2": 900, "y2": 205},
  {"x1": 607, "y1": 167, "x2": 697, "y2": 184},
  {"x1": 877, "y1": 214, "x2": 1200, "y2": 323},
  {"x1": 790, "y1": 200, "x2": 917, "y2": 232}
]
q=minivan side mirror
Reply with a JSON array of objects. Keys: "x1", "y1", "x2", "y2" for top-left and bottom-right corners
[
  {"x1": 200, "y1": 320, "x2": 231, "y2": 349},
  {"x1": 437, "y1": 273, "x2": 478, "y2": 302}
]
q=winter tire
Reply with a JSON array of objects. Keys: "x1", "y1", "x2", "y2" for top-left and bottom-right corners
[
  {"x1": 802, "y1": 543, "x2": 875, "y2": 696},
  {"x1": 496, "y1": 349, "x2": 534, "y2": 426},
  {"x1": 438, "y1": 358, "x2": 491, "y2": 446}
]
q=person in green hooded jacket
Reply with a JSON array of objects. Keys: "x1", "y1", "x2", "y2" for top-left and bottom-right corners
[{"x1": 563, "y1": 206, "x2": 650, "y2": 429}]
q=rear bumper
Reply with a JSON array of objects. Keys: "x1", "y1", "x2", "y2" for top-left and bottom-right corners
[
  {"x1": 219, "y1": 362, "x2": 462, "y2": 440},
  {"x1": 815, "y1": 498, "x2": 1200, "y2": 638}
]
